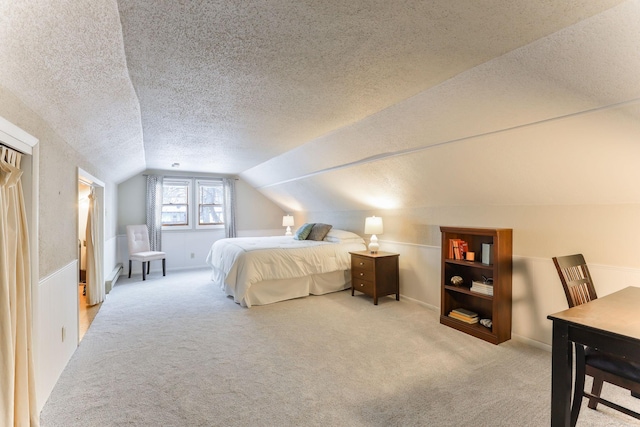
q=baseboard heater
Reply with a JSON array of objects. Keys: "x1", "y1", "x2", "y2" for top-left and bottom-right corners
[{"x1": 105, "y1": 263, "x2": 123, "y2": 294}]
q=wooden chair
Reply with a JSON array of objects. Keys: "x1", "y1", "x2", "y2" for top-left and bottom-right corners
[
  {"x1": 553, "y1": 254, "x2": 640, "y2": 426},
  {"x1": 126, "y1": 225, "x2": 166, "y2": 281}
]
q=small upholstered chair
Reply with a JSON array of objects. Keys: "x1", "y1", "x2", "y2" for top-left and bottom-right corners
[
  {"x1": 553, "y1": 254, "x2": 640, "y2": 426},
  {"x1": 126, "y1": 225, "x2": 166, "y2": 281}
]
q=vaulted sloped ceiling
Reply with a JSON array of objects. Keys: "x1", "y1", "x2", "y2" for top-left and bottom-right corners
[
  {"x1": 245, "y1": 1, "x2": 640, "y2": 210},
  {"x1": 2, "y1": 1, "x2": 639, "y2": 211},
  {"x1": 0, "y1": 0, "x2": 145, "y2": 183},
  {"x1": 116, "y1": 0, "x2": 626, "y2": 175}
]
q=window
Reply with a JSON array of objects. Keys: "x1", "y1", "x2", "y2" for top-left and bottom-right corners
[
  {"x1": 162, "y1": 179, "x2": 191, "y2": 228},
  {"x1": 197, "y1": 180, "x2": 224, "y2": 227},
  {"x1": 161, "y1": 178, "x2": 225, "y2": 230}
]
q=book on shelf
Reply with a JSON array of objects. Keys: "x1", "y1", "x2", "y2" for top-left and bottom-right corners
[
  {"x1": 451, "y1": 307, "x2": 478, "y2": 318},
  {"x1": 471, "y1": 280, "x2": 494, "y2": 296},
  {"x1": 482, "y1": 243, "x2": 493, "y2": 265},
  {"x1": 449, "y1": 312, "x2": 479, "y2": 324},
  {"x1": 448, "y1": 239, "x2": 469, "y2": 260},
  {"x1": 449, "y1": 308, "x2": 479, "y2": 323}
]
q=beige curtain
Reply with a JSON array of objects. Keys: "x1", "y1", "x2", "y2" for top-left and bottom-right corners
[
  {"x1": 0, "y1": 146, "x2": 38, "y2": 426},
  {"x1": 85, "y1": 186, "x2": 104, "y2": 306}
]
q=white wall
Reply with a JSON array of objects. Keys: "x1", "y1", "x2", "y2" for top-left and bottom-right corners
[
  {"x1": 116, "y1": 172, "x2": 288, "y2": 274},
  {"x1": 0, "y1": 87, "x2": 120, "y2": 414},
  {"x1": 301, "y1": 207, "x2": 640, "y2": 348}
]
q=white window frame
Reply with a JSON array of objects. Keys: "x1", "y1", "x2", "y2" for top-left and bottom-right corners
[
  {"x1": 161, "y1": 179, "x2": 193, "y2": 231},
  {"x1": 195, "y1": 179, "x2": 225, "y2": 230},
  {"x1": 161, "y1": 178, "x2": 226, "y2": 231}
]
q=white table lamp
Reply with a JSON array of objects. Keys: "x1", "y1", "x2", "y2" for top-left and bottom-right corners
[
  {"x1": 364, "y1": 216, "x2": 383, "y2": 253},
  {"x1": 282, "y1": 215, "x2": 294, "y2": 236}
]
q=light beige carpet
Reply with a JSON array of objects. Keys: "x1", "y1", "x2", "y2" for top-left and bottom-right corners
[{"x1": 40, "y1": 268, "x2": 639, "y2": 426}]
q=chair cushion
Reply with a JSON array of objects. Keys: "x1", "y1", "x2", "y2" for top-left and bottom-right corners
[
  {"x1": 130, "y1": 251, "x2": 166, "y2": 262},
  {"x1": 586, "y1": 347, "x2": 640, "y2": 383},
  {"x1": 127, "y1": 225, "x2": 152, "y2": 254}
]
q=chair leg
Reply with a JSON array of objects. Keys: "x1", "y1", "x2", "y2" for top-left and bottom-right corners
[
  {"x1": 142, "y1": 262, "x2": 146, "y2": 281},
  {"x1": 128, "y1": 260, "x2": 132, "y2": 278},
  {"x1": 162, "y1": 258, "x2": 166, "y2": 276},
  {"x1": 147, "y1": 261, "x2": 150, "y2": 274},
  {"x1": 588, "y1": 376, "x2": 604, "y2": 410},
  {"x1": 571, "y1": 344, "x2": 587, "y2": 427}
]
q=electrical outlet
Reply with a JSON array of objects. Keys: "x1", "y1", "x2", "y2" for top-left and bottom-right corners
[{"x1": 190, "y1": 253, "x2": 195, "y2": 259}]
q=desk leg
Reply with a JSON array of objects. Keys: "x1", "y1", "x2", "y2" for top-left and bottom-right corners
[{"x1": 551, "y1": 321, "x2": 572, "y2": 427}]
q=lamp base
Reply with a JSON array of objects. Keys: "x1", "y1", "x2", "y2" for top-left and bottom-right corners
[
  {"x1": 368, "y1": 234, "x2": 379, "y2": 254},
  {"x1": 285, "y1": 226, "x2": 292, "y2": 236}
]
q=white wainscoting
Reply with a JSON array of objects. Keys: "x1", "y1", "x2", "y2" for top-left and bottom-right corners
[
  {"x1": 36, "y1": 260, "x2": 78, "y2": 411},
  {"x1": 116, "y1": 229, "x2": 285, "y2": 276},
  {"x1": 117, "y1": 229, "x2": 226, "y2": 276},
  {"x1": 114, "y1": 233, "x2": 640, "y2": 348},
  {"x1": 36, "y1": 239, "x2": 640, "y2": 412},
  {"x1": 104, "y1": 235, "x2": 117, "y2": 279},
  {"x1": 378, "y1": 240, "x2": 640, "y2": 349}
]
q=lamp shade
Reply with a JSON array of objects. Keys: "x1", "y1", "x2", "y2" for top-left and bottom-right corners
[
  {"x1": 364, "y1": 216, "x2": 383, "y2": 235},
  {"x1": 282, "y1": 215, "x2": 294, "y2": 227}
]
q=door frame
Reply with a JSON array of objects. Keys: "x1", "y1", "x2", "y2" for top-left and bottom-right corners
[{"x1": 77, "y1": 168, "x2": 105, "y2": 342}]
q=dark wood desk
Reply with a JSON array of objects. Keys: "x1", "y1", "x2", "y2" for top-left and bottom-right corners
[{"x1": 547, "y1": 286, "x2": 640, "y2": 426}]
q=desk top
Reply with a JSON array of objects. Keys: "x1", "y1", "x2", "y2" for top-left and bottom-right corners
[{"x1": 548, "y1": 286, "x2": 640, "y2": 342}]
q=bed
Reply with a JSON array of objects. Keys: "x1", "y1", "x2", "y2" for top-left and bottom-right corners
[{"x1": 205, "y1": 227, "x2": 366, "y2": 307}]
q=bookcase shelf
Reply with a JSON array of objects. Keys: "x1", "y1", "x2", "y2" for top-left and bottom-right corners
[
  {"x1": 440, "y1": 226, "x2": 512, "y2": 344},
  {"x1": 444, "y1": 259, "x2": 494, "y2": 270},
  {"x1": 444, "y1": 285, "x2": 493, "y2": 300}
]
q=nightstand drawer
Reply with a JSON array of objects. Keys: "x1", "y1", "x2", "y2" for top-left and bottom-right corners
[
  {"x1": 352, "y1": 269, "x2": 375, "y2": 281},
  {"x1": 352, "y1": 278, "x2": 374, "y2": 294},
  {"x1": 351, "y1": 256, "x2": 374, "y2": 271}
]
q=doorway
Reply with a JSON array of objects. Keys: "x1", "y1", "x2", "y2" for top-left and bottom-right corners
[{"x1": 77, "y1": 169, "x2": 105, "y2": 341}]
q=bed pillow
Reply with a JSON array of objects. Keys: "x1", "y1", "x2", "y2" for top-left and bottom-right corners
[
  {"x1": 294, "y1": 223, "x2": 315, "y2": 240},
  {"x1": 306, "y1": 223, "x2": 333, "y2": 241},
  {"x1": 323, "y1": 229, "x2": 365, "y2": 243}
]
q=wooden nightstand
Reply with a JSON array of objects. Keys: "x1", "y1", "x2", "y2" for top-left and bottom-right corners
[{"x1": 349, "y1": 251, "x2": 400, "y2": 305}]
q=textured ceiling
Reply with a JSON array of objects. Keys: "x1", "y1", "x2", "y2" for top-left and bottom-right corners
[
  {"x1": 242, "y1": 0, "x2": 640, "y2": 211},
  {"x1": 0, "y1": 0, "x2": 635, "y2": 201},
  {"x1": 116, "y1": 0, "x2": 625, "y2": 175},
  {"x1": 0, "y1": 0, "x2": 145, "y2": 183}
]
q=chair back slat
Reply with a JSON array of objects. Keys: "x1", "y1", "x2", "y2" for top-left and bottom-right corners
[
  {"x1": 552, "y1": 254, "x2": 598, "y2": 308},
  {"x1": 569, "y1": 283, "x2": 593, "y2": 306}
]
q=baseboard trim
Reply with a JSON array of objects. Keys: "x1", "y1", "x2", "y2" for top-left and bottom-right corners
[{"x1": 105, "y1": 263, "x2": 122, "y2": 294}]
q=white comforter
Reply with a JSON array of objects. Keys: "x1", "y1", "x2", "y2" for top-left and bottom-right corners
[{"x1": 205, "y1": 236, "x2": 366, "y2": 304}]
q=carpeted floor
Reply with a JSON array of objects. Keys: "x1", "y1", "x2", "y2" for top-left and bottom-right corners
[{"x1": 40, "y1": 268, "x2": 639, "y2": 426}]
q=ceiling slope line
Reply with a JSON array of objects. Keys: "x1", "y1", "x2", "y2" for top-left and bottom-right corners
[
  {"x1": 257, "y1": 96, "x2": 640, "y2": 189},
  {"x1": 114, "y1": 0, "x2": 147, "y2": 171}
]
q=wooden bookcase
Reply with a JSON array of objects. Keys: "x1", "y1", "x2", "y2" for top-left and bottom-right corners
[{"x1": 440, "y1": 226, "x2": 512, "y2": 344}]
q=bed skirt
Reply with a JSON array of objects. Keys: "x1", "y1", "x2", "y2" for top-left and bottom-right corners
[{"x1": 211, "y1": 268, "x2": 352, "y2": 307}]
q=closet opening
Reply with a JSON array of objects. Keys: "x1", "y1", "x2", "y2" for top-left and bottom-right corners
[{"x1": 77, "y1": 170, "x2": 105, "y2": 341}]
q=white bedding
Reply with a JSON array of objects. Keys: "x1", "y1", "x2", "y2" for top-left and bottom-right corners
[{"x1": 205, "y1": 234, "x2": 366, "y2": 306}]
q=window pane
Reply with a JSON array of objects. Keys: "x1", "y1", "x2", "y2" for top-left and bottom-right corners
[
  {"x1": 199, "y1": 206, "x2": 223, "y2": 225},
  {"x1": 163, "y1": 183, "x2": 188, "y2": 204},
  {"x1": 162, "y1": 205, "x2": 188, "y2": 225},
  {"x1": 199, "y1": 184, "x2": 223, "y2": 205}
]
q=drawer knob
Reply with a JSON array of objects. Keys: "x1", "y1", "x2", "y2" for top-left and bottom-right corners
[
  {"x1": 359, "y1": 272, "x2": 364, "y2": 276},
  {"x1": 360, "y1": 283, "x2": 364, "y2": 287},
  {"x1": 359, "y1": 262, "x2": 364, "y2": 266}
]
